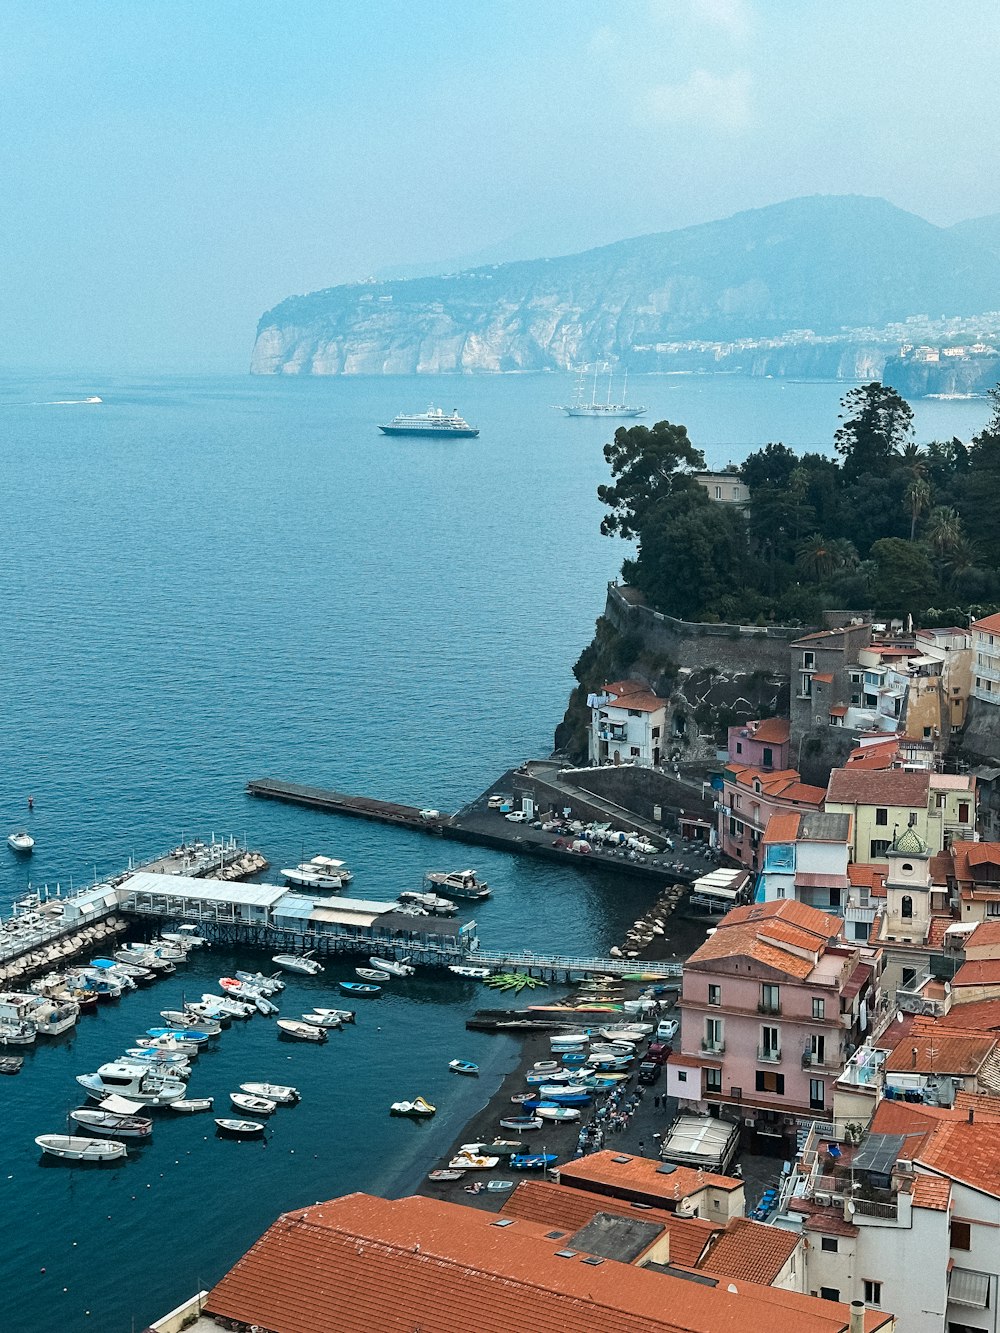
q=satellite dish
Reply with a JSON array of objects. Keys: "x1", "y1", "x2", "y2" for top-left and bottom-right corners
[
  {"x1": 944, "y1": 981, "x2": 952, "y2": 994},
  {"x1": 846, "y1": 1200, "x2": 856, "y2": 1216},
  {"x1": 897, "y1": 1012, "x2": 905, "y2": 1022}
]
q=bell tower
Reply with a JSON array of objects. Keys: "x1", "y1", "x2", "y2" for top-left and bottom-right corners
[{"x1": 883, "y1": 824, "x2": 932, "y2": 943}]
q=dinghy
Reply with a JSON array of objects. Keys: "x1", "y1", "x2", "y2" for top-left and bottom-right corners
[
  {"x1": 338, "y1": 981, "x2": 381, "y2": 997},
  {"x1": 214, "y1": 1118, "x2": 265, "y2": 1138},
  {"x1": 499, "y1": 1116, "x2": 542, "y2": 1131},
  {"x1": 36, "y1": 1134, "x2": 126, "y2": 1162},
  {"x1": 301, "y1": 1012, "x2": 342, "y2": 1029},
  {"x1": 448, "y1": 1059, "x2": 479, "y2": 1076},
  {"x1": 510, "y1": 1153, "x2": 557, "y2": 1170},
  {"x1": 169, "y1": 1098, "x2": 214, "y2": 1113},
  {"x1": 277, "y1": 1018, "x2": 327, "y2": 1042},
  {"x1": 240, "y1": 1083, "x2": 300, "y2": 1105},
  {"x1": 311, "y1": 1008, "x2": 356, "y2": 1024},
  {"x1": 448, "y1": 965, "x2": 491, "y2": 979},
  {"x1": 231, "y1": 1092, "x2": 277, "y2": 1116},
  {"x1": 427, "y1": 1168, "x2": 465, "y2": 1182},
  {"x1": 535, "y1": 1106, "x2": 580, "y2": 1122},
  {"x1": 356, "y1": 967, "x2": 390, "y2": 982}
]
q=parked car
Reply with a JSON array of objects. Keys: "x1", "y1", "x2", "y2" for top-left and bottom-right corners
[
  {"x1": 637, "y1": 1061, "x2": 662, "y2": 1085},
  {"x1": 656, "y1": 1018, "x2": 679, "y2": 1043},
  {"x1": 505, "y1": 811, "x2": 528, "y2": 823},
  {"x1": 646, "y1": 1041, "x2": 672, "y2": 1064}
]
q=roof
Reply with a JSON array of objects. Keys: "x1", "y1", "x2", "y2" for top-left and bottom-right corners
[
  {"x1": 972, "y1": 611, "x2": 1000, "y2": 635},
  {"x1": 964, "y1": 919, "x2": 1000, "y2": 952},
  {"x1": 917, "y1": 1119, "x2": 1000, "y2": 1199},
  {"x1": 786, "y1": 1197, "x2": 859, "y2": 1238},
  {"x1": 829, "y1": 705, "x2": 848, "y2": 716},
  {"x1": 792, "y1": 626, "x2": 869, "y2": 646},
  {"x1": 555, "y1": 1151, "x2": 742, "y2": 1200},
  {"x1": 911, "y1": 1174, "x2": 952, "y2": 1212},
  {"x1": 799, "y1": 811, "x2": 853, "y2": 843},
  {"x1": 501, "y1": 1180, "x2": 717, "y2": 1268},
  {"x1": 928, "y1": 773, "x2": 975, "y2": 792},
  {"x1": 811, "y1": 672, "x2": 834, "y2": 684},
  {"x1": 848, "y1": 864, "x2": 887, "y2": 896},
  {"x1": 884, "y1": 1030, "x2": 996, "y2": 1075},
  {"x1": 762, "y1": 813, "x2": 801, "y2": 845},
  {"x1": 725, "y1": 766, "x2": 827, "y2": 808},
  {"x1": 686, "y1": 900, "x2": 843, "y2": 980},
  {"x1": 569, "y1": 1212, "x2": 664, "y2": 1264},
  {"x1": 891, "y1": 825, "x2": 930, "y2": 856},
  {"x1": 826, "y1": 768, "x2": 930, "y2": 807},
  {"x1": 747, "y1": 717, "x2": 790, "y2": 744},
  {"x1": 601, "y1": 680, "x2": 666, "y2": 714},
  {"x1": 846, "y1": 740, "x2": 900, "y2": 771},
  {"x1": 205, "y1": 1192, "x2": 890, "y2": 1333},
  {"x1": 699, "y1": 1217, "x2": 801, "y2": 1285},
  {"x1": 120, "y1": 869, "x2": 288, "y2": 907},
  {"x1": 952, "y1": 960, "x2": 1000, "y2": 988},
  {"x1": 939, "y1": 1000, "x2": 1000, "y2": 1032}
]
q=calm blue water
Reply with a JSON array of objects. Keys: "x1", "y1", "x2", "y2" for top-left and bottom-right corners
[{"x1": 0, "y1": 372, "x2": 987, "y2": 1333}]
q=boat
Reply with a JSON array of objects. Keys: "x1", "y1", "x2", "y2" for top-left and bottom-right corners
[
  {"x1": 231, "y1": 1092, "x2": 277, "y2": 1116},
  {"x1": 70, "y1": 1096, "x2": 153, "y2": 1139},
  {"x1": 447, "y1": 1152, "x2": 499, "y2": 1170},
  {"x1": 535, "y1": 1106, "x2": 581, "y2": 1122},
  {"x1": 276, "y1": 1018, "x2": 327, "y2": 1042},
  {"x1": 271, "y1": 951, "x2": 323, "y2": 977},
  {"x1": 448, "y1": 965, "x2": 491, "y2": 979},
  {"x1": 168, "y1": 1098, "x2": 214, "y2": 1114},
  {"x1": 461, "y1": 1141, "x2": 524, "y2": 1157},
  {"x1": 125, "y1": 1049, "x2": 192, "y2": 1072},
  {"x1": 35, "y1": 1135, "x2": 126, "y2": 1162},
  {"x1": 32, "y1": 1000, "x2": 79, "y2": 1037},
  {"x1": 533, "y1": 1089, "x2": 592, "y2": 1105},
  {"x1": 368, "y1": 956, "x2": 415, "y2": 978},
  {"x1": 311, "y1": 1008, "x2": 355, "y2": 1024},
  {"x1": 398, "y1": 891, "x2": 458, "y2": 916},
  {"x1": 378, "y1": 407, "x2": 479, "y2": 439},
  {"x1": 214, "y1": 1119, "x2": 265, "y2": 1138},
  {"x1": 509, "y1": 1093, "x2": 532, "y2": 1104},
  {"x1": 427, "y1": 1169, "x2": 465, "y2": 1183},
  {"x1": 499, "y1": 1116, "x2": 542, "y2": 1131},
  {"x1": 510, "y1": 1153, "x2": 557, "y2": 1170},
  {"x1": 196, "y1": 995, "x2": 253, "y2": 1021},
  {"x1": 0, "y1": 1056, "x2": 23, "y2": 1075},
  {"x1": 390, "y1": 1096, "x2": 436, "y2": 1118},
  {"x1": 448, "y1": 1059, "x2": 479, "y2": 1076},
  {"x1": 425, "y1": 869, "x2": 490, "y2": 901},
  {"x1": 301, "y1": 1012, "x2": 342, "y2": 1029},
  {"x1": 338, "y1": 981, "x2": 381, "y2": 997},
  {"x1": 235, "y1": 970, "x2": 284, "y2": 994},
  {"x1": 356, "y1": 967, "x2": 390, "y2": 982},
  {"x1": 145, "y1": 1027, "x2": 209, "y2": 1046},
  {"x1": 0, "y1": 1022, "x2": 36, "y2": 1046},
  {"x1": 7, "y1": 832, "x2": 34, "y2": 853},
  {"x1": 486, "y1": 1180, "x2": 515, "y2": 1192},
  {"x1": 136, "y1": 1034, "x2": 202, "y2": 1056},
  {"x1": 533, "y1": 1060, "x2": 561, "y2": 1072},
  {"x1": 76, "y1": 1064, "x2": 187, "y2": 1106},
  {"x1": 556, "y1": 365, "x2": 646, "y2": 418},
  {"x1": 240, "y1": 1082, "x2": 300, "y2": 1105},
  {"x1": 158, "y1": 1011, "x2": 221, "y2": 1036},
  {"x1": 281, "y1": 856, "x2": 353, "y2": 890},
  {"x1": 161, "y1": 926, "x2": 207, "y2": 947}
]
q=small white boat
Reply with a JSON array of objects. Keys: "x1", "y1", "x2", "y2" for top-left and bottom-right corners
[
  {"x1": 277, "y1": 1018, "x2": 327, "y2": 1042},
  {"x1": 449, "y1": 1059, "x2": 480, "y2": 1076},
  {"x1": 236, "y1": 970, "x2": 285, "y2": 994},
  {"x1": 33, "y1": 1000, "x2": 79, "y2": 1037},
  {"x1": 76, "y1": 1064, "x2": 187, "y2": 1106},
  {"x1": 169, "y1": 1098, "x2": 214, "y2": 1114},
  {"x1": 536, "y1": 1106, "x2": 581, "y2": 1122},
  {"x1": 0, "y1": 1022, "x2": 36, "y2": 1046},
  {"x1": 398, "y1": 891, "x2": 458, "y2": 916},
  {"x1": 136, "y1": 1034, "x2": 202, "y2": 1056},
  {"x1": 7, "y1": 832, "x2": 34, "y2": 854},
  {"x1": 231, "y1": 1092, "x2": 277, "y2": 1116},
  {"x1": 215, "y1": 1118, "x2": 264, "y2": 1138},
  {"x1": 448, "y1": 965, "x2": 491, "y2": 979},
  {"x1": 240, "y1": 1082, "x2": 299, "y2": 1105},
  {"x1": 159, "y1": 1011, "x2": 221, "y2": 1036},
  {"x1": 356, "y1": 967, "x2": 390, "y2": 982},
  {"x1": 369, "y1": 956, "x2": 415, "y2": 978},
  {"x1": 271, "y1": 951, "x2": 323, "y2": 976},
  {"x1": 311, "y1": 1008, "x2": 355, "y2": 1024},
  {"x1": 36, "y1": 1134, "x2": 126, "y2": 1162},
  {"x1": 301, "y1": 1012, "x2": 342, "y2": 1029},
  {"x1": 70, "y1": 1095, "x2": 153, "y2": 1139}
]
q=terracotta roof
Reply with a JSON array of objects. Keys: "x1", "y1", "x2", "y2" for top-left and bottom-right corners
[
  {"x1": 848, "y1": 864, "x2": 887, "y2": 895},
  {"x1": 748, "y1": 717, "x2": 790, "y2": 744},
  {"x1": 952, "y1": 959, "x2": 1000, "y2": 988},
  {"x1": 787, "y1": 1198, "x2": 859, "y2": 1238},
  {"x1": 204, "y1": 1192, "x2": 893, "y2": 1333},
  {"x1": 699, "y1": 1216, "x2": 801, "y2": 1285},
  {"x1": 829, "y1": 705, "x2": 848, "y2": 717},
  {"x1": 826, "y1": 768, "x2": 930, "y2": 806},
  {"x1": 930, "y1": 851, "x2": 953, "y2": 885},
  {"x1": 501, "y1": 1180, "x2": 717, "y2": 1268},
  {"x1": 845, "y1": 746, "x2": 899, "y2": 770},
  {"x1": 972, "y1": 611, "x2": 1000, "y2": 635},
  {"x1": 687, "y1": 901, "x2": 844, "y2": 980},
  {"x1": 926, "y1": 914, "x2": 953, "y2": 949},
  {"x1": 762, "y1": 812, "x2": 801, "y2": 844},
  {"x1": 811, "y1": 672, "x2": 835, "y2": 684},
  {"x1": 917, "y1": 1118, "x2": 1000, "y2": 1199},
  {"x1": 952, "y1": 1090, "x2": 1000, "y2": 1119},
  {"x1": 555, "y1": 1150, "x2": 742, "y2": 1200},
  {"x1": 884, "y1": 1029, "x2": 996, "y2": 1075},
  {"x1": 601, "y1": 680, "x2": 666, "y2": 714},
  {"x1": 965, "y1": 919, "x2": 1000, "y2": 951},
  {"x1": 940, "y1": 1000, "x2": 1000, "y2": 1032},
  {"x1": 928, "y1": 773, "x2": 975, "y2": 792},
  {"x1": 911, "y1": 1174, "x2": 952, "y2": 1211},
  {"x1": 778, "y1": 781, "x2": 828, "y2": 804},
  {"x1": 722, "y1": 898, "x2": 843, "y2": 938},
  {"x1": 967, "y1": 843, "x2": 1000, "y2": 867}
]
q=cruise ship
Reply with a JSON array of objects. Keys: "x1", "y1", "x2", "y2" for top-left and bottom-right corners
[{"x1": 378, "y1": 407, "x2": 479, "y2": 438}]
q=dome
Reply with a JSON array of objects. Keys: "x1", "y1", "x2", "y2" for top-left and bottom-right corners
[{"x1": 890, "y1": 825, "x2": 930, "y2": 857}]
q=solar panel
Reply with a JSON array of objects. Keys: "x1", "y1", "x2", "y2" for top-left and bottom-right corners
[{"x1": 853, "y1": 1132, "x2": 905, "y2": 1175}]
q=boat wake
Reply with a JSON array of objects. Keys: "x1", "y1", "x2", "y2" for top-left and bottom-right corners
[{"x1": 43, "y1": 396, "x2": 103, "y2": 406}]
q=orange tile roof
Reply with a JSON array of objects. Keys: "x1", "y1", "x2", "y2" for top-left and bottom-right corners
[
  {"x1": 787, "y1": 1198, "x2": 860, "y2": 1238},
  {"x1": 555, "y1": 1150, "x2": 742, "y2": 1200},
  {"x1": 723, "y1": 897, "x2": 844, "y2": 938},
  {"x1": 926, "y1": 914, "x2": 954, "y2": 949},
  {"x1": 601, "y1": 680, "x2": 666, "y2": 714},
  {"x1": 952, "y1": 1090, "x2": 1000, "y2": 1120},
  {"x1": 952, "y1": 959, "x2": 1000, "y2": 988},
  {"x1": 748, "y1": 717, "x2": 790, "y2": 744},
  {"x1": 972, "y1": 611, "x2": 1000, "y2": 635},
  {"x1": 687, "y1": 901, "x2": 844, "y2": 980},
  {"x1": 965, "y1": 919, "x2": 1000, "y2": 951},
  {"x1": 826, "y1": 768, "x2": 930, "y2": 806},
  {"x1": 967, "y1": 843, "x2": 1000, "y2": 867},
  {"x1": 911, "y1": 1174, "x2": 952, "y2": 1211},
  {"x1": 778, "y1": 781, "x2": 828, "y2": 804},
  {"x1": 940, "y1": 1001, "x2": 1000, "y2": 1032},
  {"x1": 812, "y1": 672, "x2": 835, "y2": 684},
  {"x1": 848, "y1": 863, "x2": 887, "y2": 895},
  {"x1": 762, "y1": 812, "x2": 801, "y2": 844},
  {"x1": 829, "y1": 705, "x2": 848, "y2": 717},
  {"x1": 699, "y1": 1216, "x2": 801, "y2": 1285},
  {"x1": 500, "y1": 1180, "x2": 717, "y2": 1268},
  {"x1": 917, "y1": 1118, "x2": 1000, "y2": 1199},
  {"x1": 206, "y1": 1192, "x2": 889, "y2": 1333},
  {"x1": 884, "y1": 1029, "x2": 996, "y2": 1075}
]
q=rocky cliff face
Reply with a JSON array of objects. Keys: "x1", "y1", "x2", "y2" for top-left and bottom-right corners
[{"x1": 252, "y1": 196, "x2": 1000, "y2": 375}]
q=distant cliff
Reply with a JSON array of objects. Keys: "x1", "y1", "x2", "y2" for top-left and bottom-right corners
[
  {"x1": 880, "y1": 354, "x2": 1000, "y2": 398},
  {"x1": 252, "y1": 196, "x2": 1000, "y2": 376}
]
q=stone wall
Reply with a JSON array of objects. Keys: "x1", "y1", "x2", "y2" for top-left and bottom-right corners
[
  {"x1": 567, "y1": 765, "x2": 715, "y2": 825},
  {"x1": 959, "y1": 698, "x2": 1000, "y2": 763}
]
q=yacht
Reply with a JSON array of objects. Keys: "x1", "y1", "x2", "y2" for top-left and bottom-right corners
[
  {"x1": 556, "y1": 365, "x2": 646, "y2": 418},
  {"x1": 378, "y1": 407, "x2": 479, "y2": 438},
  {"x1": 424, "y1": 869, "x2": 491, "y2": 901},
  {"x1": 280, "y1": 856, "x2": 352, "y2": 890}
]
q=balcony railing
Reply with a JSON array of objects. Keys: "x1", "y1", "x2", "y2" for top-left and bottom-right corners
[
  {"x1": 757, "y1": 1046, "x2": 782, "y2": 1063},
  {"x1": 757, "y1": 1002, "x2": 781, "y2": 1015},
  {"x1": 701, "y1": 1040, "x2": 725, "y2": 1055},
  {"x1": 852, "y1": 1197, "x2": 898, "y2": 1221}
]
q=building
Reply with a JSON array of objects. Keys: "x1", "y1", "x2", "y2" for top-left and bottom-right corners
[
  {"x1": 553, "y1": 1149, "x2": 746, "y2": 1222},
  {"x1": 693, "y1": 469, "x2": 750, "y2": 505},
  {"x1": 947, "y1": 841, "x2": 1000, "y2": 925},
  {"x1": 790, "y1": 624, "x2": 873, "y2": 748},
  {"x1": 726, "y1": 716, "x2": 791, "y2": 771},
  {"x1": 757, "y1": 810, "x2": 854, "y2": 921},
  {"x1": 670, "y1": 900, "x2": 880, "y2": 1144},
  {"x1": 971, "y1": 611, "x2": 1000, "y2": 706},
  {"x1": 825, "y1": 769, "x2": 975, "y2": 864},
  {"x1": 718, "y1": 764, "x2": 826, "y2": 869},
  {"x1": 588, "y1": 679, "x2": 667, "y2": 767}
]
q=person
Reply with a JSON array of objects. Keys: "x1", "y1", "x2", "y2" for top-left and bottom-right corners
[{"x1": 27, "y1": 796, "x2": 33, "y2": 811}]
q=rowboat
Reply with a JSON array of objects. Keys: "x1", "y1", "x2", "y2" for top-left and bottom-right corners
[
  {"x1": 301, "y1": 1012, "x2": 342, "y2": 1029},
  {"x1": 214, "y1": 1118, "x2": 265, "y2": 1138},
  {"x1": 338, "y1": 981, "x2": 381, "y2": 997},
  {"x1": 486, "y1": 1180, "x2": 514, "y2": 1192},
  {"x1": 240, "y1": 1083, "x2": 299, "y2": 1105},
  {"x1": 169, "y1": 1098, "x2": 214, "y2": 1114},
  {"x1": 231, "y1": 1092, "x2": 277, "y2": 1116},
  {"x1": 390, "y1": 1096, "x2": 436, "y2": 1118},
  {"x1": 510, "y1": 1153, "x2": 557, "y2": 1170},
  {"x1": 356, "y1": 968, "x2": 389, "y2": 982},
  {"x1": 36, "y1": 1135, "x2": 126, "y2": 1162},
  {"x1": 535, "y1": 1106, "x2": 580, "y2": 1122},
  {"x1": 312, "y1": 1008, "x2": 356, "y2": 1024},
  {"x1": 277, "y1": 1019, "x2": 327, "y2": 1042},
  {"x1": 448, "y1": 965, "x2": 491, "y2": 979},
  {"x1": 448, "y1": 1059, "x2": 479, "y2": 1076},
  {"x1": 70, "y1": 1107, "x2": 153, "y2": 1138},
  {"x1": 0, "y1": 1056, "x2": 23, "y2": 1075},
  {"x1": 499, "y1": 1116, "x2": 542, "y2": 1131}
]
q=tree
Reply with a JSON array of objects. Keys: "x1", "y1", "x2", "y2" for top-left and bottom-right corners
[
  {"x1": 904, "y1": 476, "x2": 932, "y2": 541},
  {"x1": 598, "y1": 420, "x2": 705, "y2": 539},
  {"x1": 924, "y1": 505, "x2": 964, "y2": 560},
  {"x1": 834, "y1": 383, "x2": 914, "y2": 481},
  {"x1": 869, "y1": 538, "x2": 940, "y2": 613},
  {"x1": 795, "y1": 534, "x2": 837, "y2": 581},
  {"x1": 632, "y1": 490, "x2": 746, "y2": 621},
  {"x1": 740, "y1": 442, "x2": 798, "y2": 493}
]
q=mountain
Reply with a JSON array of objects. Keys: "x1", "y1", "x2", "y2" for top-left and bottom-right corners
[
  {"x1": 251, "y1": 196, "x2": 1000, "y2": 375},
  {"x1": 948, "y1": 213, "x2": 1000, "y2": 259}
]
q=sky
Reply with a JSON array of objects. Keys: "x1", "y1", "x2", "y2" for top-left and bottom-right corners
[{"x1": 4, "y1": 0, "x2": 1000, "y2": 373}]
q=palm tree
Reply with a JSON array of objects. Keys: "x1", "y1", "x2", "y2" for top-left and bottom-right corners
[
  {"x1": 827, "y1": 538, "x2": 860, "y2": 571},
  {"x1": 924, "y1": 505, "x2": 964, "y2": 559},
  {"x1": 795, "y1": 534, "x2": 835, "y2": 581},
  {"x1": 904, "y1": 477, "x2": 932, "y2": 540}
]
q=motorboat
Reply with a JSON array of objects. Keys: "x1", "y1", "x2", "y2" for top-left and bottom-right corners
[
  {"x1": 390, "y1": 1096, "x2": 436, "y2": 1118},
  {"x1": 104, "y1": 961, "x2": 156, "y2": 986},
  {"x1": 427, "y1": 1169, "x2": 465, "y2": 1183},
  {"x1": 161, "y1": 927, "x2": 207, "y2": 948},
  {"x1": 114, "y1": 945, "x2": 174, "y2": 973},
  {"x1": 369, "y1": 956, "x2": 415, "y2": 978},
  {"x1": 159, "y1": 1011, "x2": 222, "y2": 1036},
  {"x1": 448, "y1": 1151, "x2": 499, "y2": 1170},
  {"x1": 214, "y1": 1118, "x2": 265, "y2": 1138},
  {"x1": 70, "y1": 1096, "x2": 153, "y2": 1139},
  {"x1": 510, "y1": 1153, "x2": 557, "y2": 1171},
  {"x1": 146, "y1": 1027, "x2": 210, "y2": 1046},
  {"x1": 301, "y1": 1012, "x2": 342, "y2": 1029},
  {"x1": 36, "y1": 1135, "x2": 126, "y2": 1162},
  {"x1": 196, "y1": 995, "x2": 252, "y2": 1020},
  {"x1": 311, "y1": 1008, "x2": 355, "y2": 1024},
  {"x1": 498, "y1": 1116, "x2": 542, "y2": 1131},
  {"x1": 76, "y1": 1064, "x2": 187, "y2": 1106},
  {"x1": 535, "y1": 1106, "x2": 581, "y2": 1122},
  {"x1": 240, "y1": 1082, "x2": 299, "y2": 1105},
  {"x1": 398, "y1": 891, "x2": 457, "y2": 916},
  {"x1": 276, "y1": 1018, "x2": 327, "y2": 1042},
  {"x1": 136, "y1": 1034, "x2": 202, "y2": 1056},
  {"x1": 0, "y1": 1056, "x2": 23, "y2": 1075},
  {"x1": 281, "y1": 856, "x2": 353, "y2": 890},
  {"x1": 231, "y1": 1092, "x2": 277, "y2": 1116},
  {"x1": 532, "y1": 1060, "x2": 561, "y2": 1072},
  {"x1": 425, "y1": 869, "x2": 490, "y2": 901},
  {"x1": 356, "y1": 967, "x2": 389, "y2": 982},
  {"x1": 0, "y1": 1021, "x2": 36, "y2": 1046},
  {"x1": 271, "y1": 951, "x2": 323, "y2": 976},
  {"x1": 7, "y1": 832, "x2": 34, "y2": 854},
  {"x1": 169, "y1": 1098, "x2": 214, "y2": 1114},
  {"x1": 33, "y1": 1000, "x2": 79, "y2": 1037},
  {"x1": 448, "y1": 1060, "x2": 479, "y2": 1076},
  {"x1": 125, "y1": 1049, "x2": 192, "y2": 1072},
  {"x1": 448, "y1": 965, "x2": 491, "y2": 979},
  {"x1": 339, "y1": 981, "x2": 381, "y2": 997},
  {"x1": 236, "y1": 970, "x2": 285, "y2": 994}
]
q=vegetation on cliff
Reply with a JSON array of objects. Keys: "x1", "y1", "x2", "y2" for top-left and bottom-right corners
[{"x1": 600, "y1": 383, "x2": 1000, "y2": 626}]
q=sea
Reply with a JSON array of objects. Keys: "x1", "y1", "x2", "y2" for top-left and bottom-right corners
[{"x1": 0, "y1": 370, "x2": 988, "y2": 1333}]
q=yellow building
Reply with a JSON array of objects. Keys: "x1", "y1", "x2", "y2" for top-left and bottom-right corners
[{"x1": 825, "y1": 768, "x2": 975, "y2": 863}]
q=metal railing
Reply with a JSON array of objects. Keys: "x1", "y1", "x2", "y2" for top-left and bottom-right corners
[{"x1": 758, "y1": 1045, "x2": 782, "y2": 1063}]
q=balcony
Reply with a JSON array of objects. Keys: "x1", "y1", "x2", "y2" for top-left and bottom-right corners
[
  {"x1": 700, "y1": 1040, "x2": 725, "y2": 1056},
  {"x1": 802, "y1": 1048, "x2": 840, "y2": 1071},
  {"x1": 757, "y1": 1003, "x2": 781, "y2": 1016},
  {"x1": 757, "y1": 1045, "x2": 782, "y2": 1063}
]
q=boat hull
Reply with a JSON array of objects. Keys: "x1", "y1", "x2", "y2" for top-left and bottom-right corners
[{"x1": 378, "y1": 425, "x2": 479, "y2": 438}]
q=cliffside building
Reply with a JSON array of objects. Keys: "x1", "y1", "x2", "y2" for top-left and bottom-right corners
[
  {"x1": 825, "y1": 769, "x2": 975, "y2": 864},
  {"x1": 972, "y1": 611, "x2": 1000, "y2": 707},
  {"x1": 588, "y1": 679, "x2": 667, "y2": 768},
  {"x1": 718, "y1": 764, "x2": 826, "y2": 869}
]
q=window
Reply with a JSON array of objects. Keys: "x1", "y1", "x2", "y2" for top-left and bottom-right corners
[
  {"x1": 803, "y1": 651, "x2": 815, "y2": 670},
  {"x1": 829, "y1": 887, "x2": 841, "y2": 909},
  {"x1": 735, "y1": 741, "x2": 743, "y2": 754},
  {"x1": 677, "y1": 1070, "x2": 687, "y2": 1083},
  {"x1": 708, "y1": 984, "x2": 721, "y2": 1006},
  {"x1": 923, "y1": 726, "x2": 932, "y2": 739},
  {"x1": 729, "y1": 817, "x2": 744, "y2": 839},
  {"x1": 762, "y1": 746, "x2": 773, "y2": 767},
  {"x1": 705, "y1": 1067, "x2": 722, "y2": 1093},
  {"x1": 901, "y1": 967, "x2": 917, "y2": 988},
  {"x1": 863, "y1": 1280, "x2": 882, "y2": 1307},
  {"x1": 854, "y1": 921, "x2": 871, "y2": 941},
  {"x1": 959, "y1": 802, "x2": 970, "y2": 823},
  {"x1": 760, "y1": 1025, "x2": 780, "y2": 1060},
  {"x1": 821, "y1": 1238, "x2": 838, "y2": 1253},
  {"x1": 760, "y1": 984, "x2": 780, "y2": 1014},
  {"x1": 652, "y1": 726, "x2": 660, "y2": 740},
  {"x1": 987, "y1": 901, "x2": 1000, "y2": 918},
  {"x1": 901, "y1": 895, "x2": 913, "y2": 919},
  {"x1": 800, "y1": 673, "x2": 813, "y2": 698},
  {"x1": 951, "y1": 1220, "x2": 971, "y2": 1251},
  {"x1": 936, "y1": 792, "x2": 946, "y2": 809},
  {"x1": 809, "y1": 1078, "x2": 825, "y2": 1110},
  {"x1": 875, "y1": 807, "x2": 889, "y2": 826},
  {"x1": 714, "y1": 485, "x2": 722, "y2": 499},
  {"x1": 820, "y1": 1289, "x2": 841, "y2": 1304},
  {"x1": 704, "y1": 1018, "x2": 724, "y2": 1052},
  {"x1": 870, "y1": 839, "x2": 891, "y2": 858},
  {"x1": 812, "y1": 998, "x2": 825, "y2": 1020},
  {"x1": 630, "y1": 747, "x2": 640, "y2": 757},
  {"x1": 628, "y1": 709, "x2": 642, "y2": 718},
  {"x1": 754, "y1": 1070, "x2": 785, "y2": 1095}
]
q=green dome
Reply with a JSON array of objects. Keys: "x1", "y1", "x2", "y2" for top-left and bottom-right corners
[{"x1": 891, "y1": 824, "x2": 930, "y2": 857}]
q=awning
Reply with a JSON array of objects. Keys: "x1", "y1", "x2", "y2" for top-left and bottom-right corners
[
  {"x1": 950, "y1": 1267, "x2": 990, "y2": 1309},
  {"x1": 100, "y1": 1094, "x2": 144, "y2": 1115}
]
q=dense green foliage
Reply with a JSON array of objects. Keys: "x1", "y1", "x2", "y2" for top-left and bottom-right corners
[{"x1": 600, "y1": 382, "x2": 1000, "y2": 625}]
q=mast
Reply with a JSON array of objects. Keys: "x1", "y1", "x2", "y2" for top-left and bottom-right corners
[
  {"x1": 591, "y1": 363, "x2": 599, "y2": 408},
  {"x1": 622, "y1": 368, "x2": 629, "y2": 405},
  {"x1": 606, "y1": 362, "x2": 612, "y2": 406}
]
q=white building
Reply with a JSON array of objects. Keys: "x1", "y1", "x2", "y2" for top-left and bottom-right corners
[
  {"x1": 757, "y1": 810, "x2": 854, "y2": 919},
  {"x1": 693, "y1": 470, "x2": 750, "y2": 505},
  {"x1": 587, "y1": 679, "x2": 667, "y2": 767},
  {"x1": 972, "y1": 612, "x2": 1000, "y2": 706}
]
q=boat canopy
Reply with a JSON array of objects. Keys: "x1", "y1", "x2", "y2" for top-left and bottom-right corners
[{"x1": 100, "y1": 1094, "x2": 145, "y2": 1115}]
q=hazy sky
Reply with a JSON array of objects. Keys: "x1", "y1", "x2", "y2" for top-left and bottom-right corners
[{"x1": 5, "y1": 0, "x2": 1000, "y2": 373}]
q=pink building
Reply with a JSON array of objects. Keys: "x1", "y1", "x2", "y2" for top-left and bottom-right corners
[
  {"x1": 726, "y1": 717, "x2": 791, "y2": 772},
  {"x1": 718, "y1": 764, "x2": 826, "y2": 870},
  {"x1": 668, "y1": 900, "x2": 880, "y2": 1151}
]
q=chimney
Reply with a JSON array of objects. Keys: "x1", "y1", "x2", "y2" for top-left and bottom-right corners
[
  {"x1": 912, "y1": 1047, "x2": 918, "y2": 1068},
  {"x1": 969, "y1": 1107, "x2": 975, "y2": 1125},
  {"x1": 850, "y1": 1299, "x2": 866, "y2": 1333}
]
